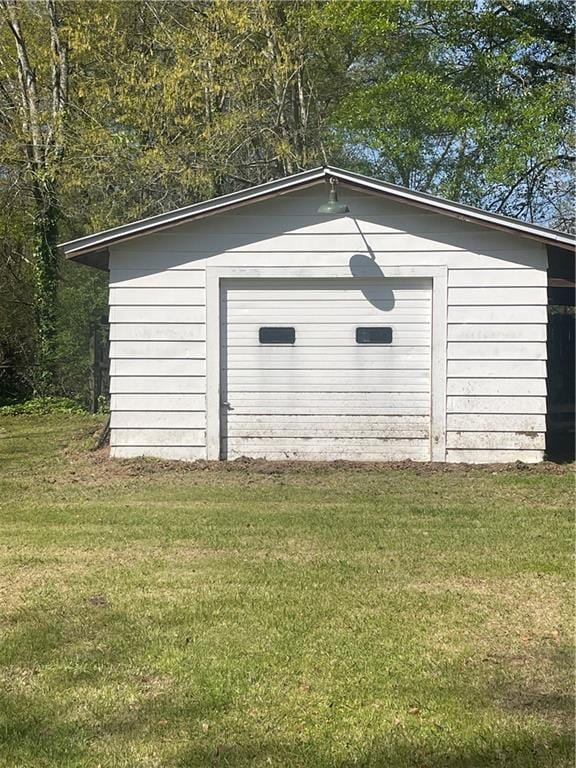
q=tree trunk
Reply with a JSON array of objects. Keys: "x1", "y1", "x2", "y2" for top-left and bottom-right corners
[
  {"x1": 31, "y1": 180, "x2": 60, "y2": 394},
  {"x1": 2, "y1": 0, "x2": 68, "y2": 394}
]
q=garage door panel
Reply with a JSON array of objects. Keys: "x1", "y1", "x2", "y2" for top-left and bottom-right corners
[
  {"x1": 227, "y1": 370, "x2": 429, "y2": 385},
  {"x1": 227, "y1": 405, "x2": 430, "y2": 416},
  {"x1": 226, "y1": 446, "x2": 431, "y2": 461},
  {"x1": 227, "y1": 367, "x2": 431, "y2": 378},
  {"x1": 226, "y1": 320, "x2": 431, "y2": 329},
  {"x1": 227, "y1": 297, "x2": 429, "y2": 310},
  {"x1": 227, "y1": 331, "x2": 430, "y2": 346},
  {"x1": 222, "y1": 278, "x2": 432, "y2": 460},
  {"x1": 228, "y1": 392, "x2": 430, "y2": 404},
  {"x1": 226, "y1": 316, "x2": 430, "y2": 326},
  {"x1": 226, "y1": 382, "x2": 430, "y2": 393},
  {"x1": 226, "y1": 301, "x2": 429, "y2": 313},
  {"x1": 227, "y1": 361, "x2": 430, "y2": 371},
  {"x1": 227, "y1": 343, "x2": 430, "y2": 354},
  {"x1": 227, "y1": 322, "x2": 431, "y2": 333},
  {"x1": 229, "y1": 414, "x2": 429, "y2": 427},
  {"x1": 226, "y1": 281, "x2": 431, "y2": 300},
  {"x1": 227, "y1": 436, "x2": 428, "y2": 449},
  {"x1": 227, "y1": 337, "x2": 430, "y2": 347},
  {"x1": 227, "y1": 427, "x2": 429, "y2": 439}
]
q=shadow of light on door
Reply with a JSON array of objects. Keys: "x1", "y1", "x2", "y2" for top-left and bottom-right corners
[{"x1": 349, "y1": 253, "x2": 395, "y2": 311}]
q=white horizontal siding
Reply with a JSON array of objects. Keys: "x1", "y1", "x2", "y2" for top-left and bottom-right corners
[
  {"x1": 448, "y1": 305, "x2": 547, "y2": 323},
  {"x1": 109, "y1": 269, "x2": 205, "y2": 288},
  {"x1": 445, "y1": 260, "x2": 547, "y2": 462},
  {"x1": 110, "y1": 306, "x2": 205, "y2": 323},
  {"x1": 447, "y1": 360, "x2": 547, "y2": 378},
  {"x1": 113, "y1": 250, "x2": 544, "y2": 271},
  {"x1": 447, "y1": 269, "x2": 545, "y2": 287},
  {"x1": 114, "y1": 231, "x2": 525, "y2": 255},
  {"x1": 137, "y1": 209, "x2": 485, "y2": 236},
  {"x1": 109, "y1": 341, "x2": 205, "y2": 359},
  {"x1": 110, "y1": 376, "x2": 205, "y2": 394},
  {"x1": 447, "y1": 396, "x2": 546, "y2": 414},
  {"x1": 111, "y1": 430, "x2": 205, "y2": 446},
  {"x1": 446, "y1": 449, "x2": 543, "y2": 464},
  {"x1": 109, "y1": 324, "x2": 205, "y2": 342},
  {"x1": 110, "y1": 394, "x2": 205, "y2": 411},
  {"x1": 447, "y1": 342, "x2": 546, "y2": 360},
  {"x1": 108, "y1": 183, "x2": 548, "y2": 464},
  {"x1": 447, "y1": 379, "x2": 546, "y2": 397},
  {"x1": 111, "y1": 446, "x2": 205, "y2": 460},
  {"x1": 448, "y1": 287, "x2": 546, "y2": 305},
  {"x1": 447, "y1": 432, "x2": 544, "y2": 450},
  {"x1": 109, "y1": 287, "x2": 204, "y2": 306},
  {"x1": 111, "y1": 411, "x2": 205, "y2": 429},
  {"x1": 447, "y1": 324, "x2": 546, "y2": 342},
  {"x1": 447, "y1": 413, "x2": 546, "y2": 431},
  {"x1": 110, "y1": 359, "x2": 206, "y2": 376}
]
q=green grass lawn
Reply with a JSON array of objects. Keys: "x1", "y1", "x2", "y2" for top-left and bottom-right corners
[{"x1": 0, "y1": 414, "x2": 573, "y2": 768}]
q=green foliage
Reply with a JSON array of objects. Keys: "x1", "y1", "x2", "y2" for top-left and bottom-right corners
[
  {"x1": 330, "y1": 0, "x2": 575, "y2": 222},
  {"x1": 0, "y1": 197, "x2": 36, "y2": 403},
  {"x1": 53, "y1": 260, "x2": 108, "y2": 403},
  {"x1": 0, "y1": 0, "x2": 573, "y2": 404},
  {"x1": 31, "y1": 196, "x2": 61, "y2": 395},
  {"x1": 0, "y1": 1, "x2": 69, "y2": 394},
  {"x1": 0, "y1": 396, "x2": 85, "y2": 415}
]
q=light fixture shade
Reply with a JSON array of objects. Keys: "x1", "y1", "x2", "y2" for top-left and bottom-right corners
[{"x1": 317, "y1": 178, "x2": 349, "y2": 214}]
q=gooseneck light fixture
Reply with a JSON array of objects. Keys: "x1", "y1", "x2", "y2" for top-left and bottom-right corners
[{"x1": 317, "y1": 177, "x2": 349, "y2": 214}]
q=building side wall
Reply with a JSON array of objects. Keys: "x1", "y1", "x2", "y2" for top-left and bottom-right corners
[{"x1": 108, "y1": 185, "x2": 548, "y2": 463}]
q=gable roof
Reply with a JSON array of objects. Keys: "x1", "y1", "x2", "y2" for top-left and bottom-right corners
[{"x1": 60, "y1": 165, "x2": 575, "y2": 268}]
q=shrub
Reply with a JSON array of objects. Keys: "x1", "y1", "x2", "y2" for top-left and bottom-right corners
[{"x1": 0, "y1": 397, "x2": 86, "y2": 416}]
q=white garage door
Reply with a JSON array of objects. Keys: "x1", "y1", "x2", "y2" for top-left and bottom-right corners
[{"x1": 221, "y1": 278, "x2": 432, "y2": 460}]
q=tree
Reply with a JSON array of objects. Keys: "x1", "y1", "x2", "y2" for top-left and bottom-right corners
[
  {"x1": 327, "y1": 0, "x2": 575, "y2": 227},
  {"x1": 58, "y1": 0, "x2": 342, "y2": 236},
  {"x1": 0, "y1": 0, "x2": 573, "y2": 406},
  {"x1": 0, "y1": 0, "x2": 68, "y2": 392}
]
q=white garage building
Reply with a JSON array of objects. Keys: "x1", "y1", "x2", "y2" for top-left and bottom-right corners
[{"x1": 61, "y1": 167, "x2": 575, "y2": 463}]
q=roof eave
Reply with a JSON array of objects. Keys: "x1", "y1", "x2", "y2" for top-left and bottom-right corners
[
  {"x1": 60, "y1": 164, "x2": 576, "y2": 261},
  {"x1": 68, "y1": 248, "x2": 109, "y2": 270},
  {"x1": 60, "y1": 167, "x2": 326, "y2": 259},
  {"x1": 327, "y1": 166, "x2": 576, "y2": 249}
]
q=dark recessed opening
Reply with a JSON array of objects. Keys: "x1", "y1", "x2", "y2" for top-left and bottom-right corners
[
  {"x1": 356, "y1": 327, "x2": 393, "y2": 344},
  {"x1": 546, "y1": 245, "x2": 575, "y2": 462},
  {"x1": 259, "y1": 327, "x2": 295, "y2": 344}
]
